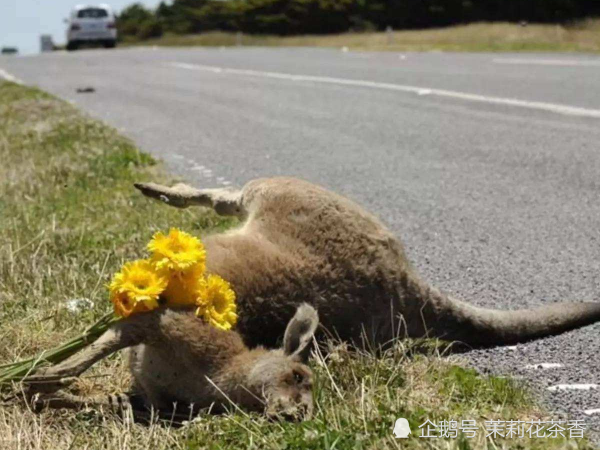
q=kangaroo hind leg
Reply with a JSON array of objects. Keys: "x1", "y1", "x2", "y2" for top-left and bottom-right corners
[{"x1": 134, "y1": 182, "x2": 245, "y2": 218}]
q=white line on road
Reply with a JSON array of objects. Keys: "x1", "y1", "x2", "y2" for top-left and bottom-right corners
[
  {"x1": 524, "y1": 363, "x2": 564, "y2": 370},
  {"x1": 170, "y1": 62, "x2": 600, "y2": 119},
  {"x1": 182, "y1": 158, "x2": 233, "y2": 186},
  {"x1": 0, "y1": 68, "x2": 23, "y2": 84},
  {"x1": 493, "y1": 58, "x2": 600, "y2": 67},
  {"x1": 548, "y1": 384, "x2": 599, "y2": 392}
]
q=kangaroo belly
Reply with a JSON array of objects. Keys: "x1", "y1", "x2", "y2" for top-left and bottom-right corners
[{"x1": 200, "y1": 177, "x2": 415, "y2": 347}]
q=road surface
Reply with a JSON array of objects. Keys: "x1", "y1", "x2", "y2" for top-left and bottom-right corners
[{"x1": 2, "y1": 47, "x2": 600, "y2": 435}]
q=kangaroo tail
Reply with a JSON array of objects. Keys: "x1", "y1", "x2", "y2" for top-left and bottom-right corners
[{"x1": 417, "y1": 286, "x2": 600, "y2": 346}]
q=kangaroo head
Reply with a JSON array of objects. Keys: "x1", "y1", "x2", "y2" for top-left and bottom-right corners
[{"x1": 244, "y1": 304, "x2": 318, "y2": 421}]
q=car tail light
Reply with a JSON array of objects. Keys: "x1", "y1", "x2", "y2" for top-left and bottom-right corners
[
  {"x1": 107, "y1": 22, "x2": 116, "y2": 29},
  {"x1": 70, "y1": 24, "x2": 81, "y2": 31}
]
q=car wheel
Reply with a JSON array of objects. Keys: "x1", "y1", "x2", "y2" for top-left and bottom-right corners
[
  {"x1": 103, "y1": 40, "x2": 116, "y2": 49},
  {"x1": 66, "y1": 41, "x2": 78, "y2": 51}
]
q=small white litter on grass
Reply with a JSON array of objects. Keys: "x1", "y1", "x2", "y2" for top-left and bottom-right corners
[
  {"x1": 584, "y1": 408, "x2": 600, "y2": 416},
  {"x1": 64, "y1": 298, "x2": 94, "y2": 313}
]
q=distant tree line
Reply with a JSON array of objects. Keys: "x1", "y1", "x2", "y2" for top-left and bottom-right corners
[{"x1": 117, "y1": 0, "x2": 600, "y2": 39}]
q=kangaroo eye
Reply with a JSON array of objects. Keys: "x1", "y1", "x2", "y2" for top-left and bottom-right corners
[{"x1": 293, "y1": 371, "x2": 304, "y2": 384}]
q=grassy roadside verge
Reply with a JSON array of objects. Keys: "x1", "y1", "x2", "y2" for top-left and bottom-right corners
[
  {"x1": 125, "y1": 20, "x2": 600, "y2": 53},
  {"x1": 0, "y1": 82, "x2": 594, "y2": 449}
]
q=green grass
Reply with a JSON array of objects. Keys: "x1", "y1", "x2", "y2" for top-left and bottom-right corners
[
  {"x1": 124, "y1": 20, "x2": 600, "y2": 53},
  {"x1": 0, "y1": 81, "x2": 595, "y2": 449}
]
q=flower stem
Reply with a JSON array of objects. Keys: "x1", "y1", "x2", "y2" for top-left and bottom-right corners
[{"x1": 0, "y1": 313, "x2": 117, "y2": 386}]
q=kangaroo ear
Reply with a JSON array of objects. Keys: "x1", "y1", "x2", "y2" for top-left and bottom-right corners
[{"x1": 283, "y1": 304, "x2": 319, "y2": 362}]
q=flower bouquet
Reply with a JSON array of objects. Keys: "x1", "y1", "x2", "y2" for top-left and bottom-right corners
[{"x1": 0, "y1": 228, "x2": 237, "y2": 386}]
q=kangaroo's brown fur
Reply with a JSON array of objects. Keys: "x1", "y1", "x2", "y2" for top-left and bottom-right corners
[
  {"x1": 29, "y1": 304, "x2": 318, "y2": 420},
  {"x1": 28, "y1": 176, "x2": 600, "y2": 418},
  {"x1": 135, "y1": 176, "x2": 600, "y2": 348}
]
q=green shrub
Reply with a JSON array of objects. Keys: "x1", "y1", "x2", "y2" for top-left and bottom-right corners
[
  {"x1": 120, "y1": 0, "x2": 600, "y2": 40},
  {"x1": 137, "y1": 18, "x2": 164, "y2": 39}
]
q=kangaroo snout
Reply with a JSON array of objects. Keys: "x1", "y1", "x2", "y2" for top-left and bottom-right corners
[{"x1": 266, "y1": 396, "x2": 313, "y2": 422}]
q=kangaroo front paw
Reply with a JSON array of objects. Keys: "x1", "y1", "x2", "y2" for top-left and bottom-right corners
[{"x1": 24, "y1": 374, "x2": 79, "y2": 395}]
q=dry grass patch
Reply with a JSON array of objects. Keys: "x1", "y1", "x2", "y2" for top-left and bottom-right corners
[
  {"x1": 127, "y1": 20, "x2": 600, "y2": 53},
  {"x1": 0, "y1": 81, "x2": 595, "y2": 449}
]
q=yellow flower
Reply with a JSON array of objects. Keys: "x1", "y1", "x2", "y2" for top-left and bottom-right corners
[
  {"x1": 109, "y1": 259, "x2": 168, "y2": 318},
  {"x1": 111, "y1": 290, "x2": 155, "y2": 318},
  {"x1": 162, "y1": 263, "x2": 205, "y2": 307},
  {"x1": 196, "y1": 274, "x2": 238, "y2": 331},
  {"x1": 148, "y1": 228, "x2": 206, "y2": 272}
]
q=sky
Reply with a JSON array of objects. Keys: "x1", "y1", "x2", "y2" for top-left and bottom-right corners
[{"x1": 0, "y1": 1, "x2": 162, "y2": 55}]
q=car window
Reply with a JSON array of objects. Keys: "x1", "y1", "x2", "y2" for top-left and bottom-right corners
[{"x1": 77, "y1": 8, "x2": 109, "y2": 19}]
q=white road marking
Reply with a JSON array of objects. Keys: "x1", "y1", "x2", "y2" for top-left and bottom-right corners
[
  {"x1": 584, "y1": 408, "x2": 600, "y2": 416},
  {"x1": 170, "y1": 62, "x2": 600, "y2": 119},
  {"x1": 493, "y1": 58, "x2": 600, "y2": 67},
  {"x1": 184, "y1": 159, "x2": 231, "y2": 185},
  {"x1": 0, "y1": 68, "x2": 23, "y2": 84},
  {"x1": 548, "y1": 384, "x2": 599, "y2": 392},
  {"x1": 525, "y1": 363, "x2": 564, "y2": 370}
]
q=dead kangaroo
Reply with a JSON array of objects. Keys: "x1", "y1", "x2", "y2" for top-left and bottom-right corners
[
  {"x1": 27, "y1": 176, "x2": 600, "y2": 419},
  {"x1": 134, "y1": 176, "x2": 600, "y2": 348},
  {"x1": 30, "y1": 304, "x2": 318, "y2": 420}
]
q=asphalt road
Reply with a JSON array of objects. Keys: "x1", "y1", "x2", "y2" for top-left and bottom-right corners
[{"x1": 2, "y1": 47, "x2": 600, "y2": 436}]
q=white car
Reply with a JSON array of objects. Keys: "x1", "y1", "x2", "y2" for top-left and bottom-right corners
[{"x1": 66, "y1": 4, "x2": 117, "y2": 51}]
